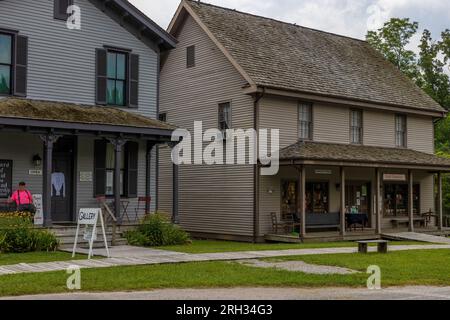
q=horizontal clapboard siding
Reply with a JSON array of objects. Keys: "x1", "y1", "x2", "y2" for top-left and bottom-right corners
[
  {"x1": 0, "y1": 0, "x2": 158, "y2": 117},
  {"x1": 160, "y1": 14, "x2": 255, "y2": 237}
]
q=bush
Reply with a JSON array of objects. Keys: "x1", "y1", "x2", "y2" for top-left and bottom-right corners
[
  {"x1": 125, "y1": 212, "x2": 190, "y2": 247},
  {"x1": 0, "y1": 212, "x2": 59, "y2": 253}
]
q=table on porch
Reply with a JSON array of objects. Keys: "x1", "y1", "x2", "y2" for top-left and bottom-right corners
[{"x1": 345, "y1": 213, "x2": 369, "y2": 231}]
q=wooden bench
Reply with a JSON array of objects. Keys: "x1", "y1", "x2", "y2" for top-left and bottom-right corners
[
  {"x1": 390, "y1": 217, "x2": 426, "y2": 228},
  {"x1": 306, "y1": 212, "x2": 340, "y2": 230},
  {"x1": 357, "y1": 240, "x2": 389, "y2": 254}
]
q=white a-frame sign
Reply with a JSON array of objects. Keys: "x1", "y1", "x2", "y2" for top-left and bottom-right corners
[{"x1": 72, "y1": 208, "x2": 110, "y2": 259}]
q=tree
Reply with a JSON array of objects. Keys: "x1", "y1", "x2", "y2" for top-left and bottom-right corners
[
  {"x1": 441, "y1": 29, "x2": 450, "y2": 73},
  {"x1": 417, "y1": 30, "x2": 450, "y2": 109},
  {"x1": 366, "y1": 18, "x2": 420, "y2": 81}
]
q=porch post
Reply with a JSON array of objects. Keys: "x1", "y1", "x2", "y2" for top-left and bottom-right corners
[
  {"x1": 340, "y1": 167, "x2": 346, "y2": 236},
  {"x1": 145, "y1": 142, "x2": 156, "y2": 214},
  {"x1": 438, "y1": 172, "x2": 443, "y2": 231},
  {"x1": 298, "y1": 165, "x2": 306, "y2": 238},
  {"x1": 408, "y1": 169, "x2": 414, "y2": 232},
  {"x1": 168, "y1": 142, "x2": 179, "y2": 224},
  {"x1": 375, "y1": 168, "x2": 382, "y2": 235},
  {"x1": 40, "y1": 134, "x2": 60, "y2": 227},
  {"x1": 110, "y1": 138, "x2": 127, "y2": 222}
]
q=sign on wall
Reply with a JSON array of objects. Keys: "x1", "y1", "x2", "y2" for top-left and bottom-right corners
[
  {"x1": 33, "y1": 194, "x2": 43, "y2": 226},
  {"x1": 0, "y1": 160, "x2": 12, "y2": 198},
  {"x1": 383, "y1": 174, "x2": 406, "y2": 182},
  {"x1": 79, "y1": 171, "x2": 93, "y2": 182},
  {"x1": 72, "y1": 208, "x2": 109, "y2": 259}
]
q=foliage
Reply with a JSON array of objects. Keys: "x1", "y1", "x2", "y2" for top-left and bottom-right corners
[
  {"x1": 366, "y1": 18, "x2": 450, "y2": 110},
  {"x1": 0, "y1": 214, "x2": 59, "y2": 253},
  {"x1": 366, "y1": 18, "x2": 420, "y2": 80},
  {"x1": 124, "y1": 213, "x2": 190, "y2": 247}
]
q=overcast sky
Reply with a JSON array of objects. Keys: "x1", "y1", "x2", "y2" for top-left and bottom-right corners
[{"x1": 129, "y1": 0, "x2": 450, "y2": 49}]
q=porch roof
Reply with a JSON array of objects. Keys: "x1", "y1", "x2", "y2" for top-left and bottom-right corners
[
  {"x1": 279, "y1": 141, "x2": 450, "y2": 171},
  {"x1": 0, "y1": 98, "x2": 176, "y2": 140}
]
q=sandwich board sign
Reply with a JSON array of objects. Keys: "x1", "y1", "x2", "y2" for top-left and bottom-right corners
[
  {"x1": 33, "y1": 194, "x2": 43, "y2": 226},
  {"x1": 72, "y1": 208, "x2": 110, "y2": 259}
]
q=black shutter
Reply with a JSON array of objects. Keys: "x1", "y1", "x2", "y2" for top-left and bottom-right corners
[
  {"x1": 54, "y1": 0, "x2": 73, "y2": 20},
  {"x1": 128, "y1": 54, "x2": 139, "y2": 108},
  {"x1": 13, "y1": 35, "x2": 28, "y2": 97},
  {"x1": 94, "y1": 140, "x2": 107, "y2": 196},
  {"x1": 125, "y1": 142, "x2": 139, "y2": 198},
  {"x1": 96, "y1": 48, "x2": 107, "y2": 105}
]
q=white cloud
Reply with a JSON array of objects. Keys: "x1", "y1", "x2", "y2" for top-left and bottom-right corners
[{"x1": 129, "y1": 0, "x2": 450, "y2": 42}]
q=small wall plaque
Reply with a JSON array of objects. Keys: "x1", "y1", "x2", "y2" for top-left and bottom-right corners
[
  {"x1": 80, "y1": 171, "x2": 93, "y2": 182},
  {"x1": 29, "y1": 169, "x2": 42, "y2": 176}
]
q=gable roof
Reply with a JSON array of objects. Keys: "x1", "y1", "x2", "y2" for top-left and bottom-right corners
[
  {"x1": 90, "y1": 0, "x2": 177, "y2": 51},
  {"x1": 176, "y1": 0, "x2": 445, "y2": 114}
]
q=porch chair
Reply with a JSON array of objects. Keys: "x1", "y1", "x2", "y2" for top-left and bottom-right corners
[
  {"x1": 134, "y1": 196, "x2": 152, "y2": 222},
  {"x1": 95, "y1": 196, "x2": 117, "y2": 224},
  {"x1": 270, "y1": 212, "x2": 292, "y2": 234}
]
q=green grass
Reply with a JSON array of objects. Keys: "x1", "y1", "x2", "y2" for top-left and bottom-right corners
[
  {"x1": 0, "y1": 251, "x2": 86, "y2": 266},
  {"x1": 1, "y1": 249, "x2": 450, "y2": 297},
  {"x1": 159, "y1": 239, "x2": 428, "y2": 253}
]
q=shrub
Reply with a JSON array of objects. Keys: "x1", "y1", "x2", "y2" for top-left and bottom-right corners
[
  {"x1": 0, "y1": 212, "x2": 59, "y2": 253},
  {"x1": 125, "y1": 212, "x2": 190, "y2": 247}
]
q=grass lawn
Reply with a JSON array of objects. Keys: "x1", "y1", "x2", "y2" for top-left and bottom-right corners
[
  {"x1": 1, "y1": 249, "x2": 449, "y2": 297},
  {"x1": 159, "y1": 239, "x2": 429, "y2": 253},
  {"x1": 0, "y1": 251, "x2": 86, "y2": 266}
]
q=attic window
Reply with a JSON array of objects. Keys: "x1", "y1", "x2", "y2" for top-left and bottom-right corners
[
  {"x1": 54, "y1": 0, "x2": 74, "y2": 21},
  {"x1": 186, "y1": 45, "x2": 195, "y2": 68}
]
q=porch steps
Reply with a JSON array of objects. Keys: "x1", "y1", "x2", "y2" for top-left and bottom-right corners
[
  {"x1": 381, "y1": 232, "x2": 450, "y2": 244},
  {"x1": 47, "y1": 224, "x2": 137, "y2": 249}
]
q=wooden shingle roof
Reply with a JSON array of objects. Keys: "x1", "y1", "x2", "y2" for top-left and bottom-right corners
[
  {"x1": 280, "y1": 141, "x2": 450, "y2": 169},
  {"x1": 186, "y1": 0, "x2": 445, "y2": 114}
]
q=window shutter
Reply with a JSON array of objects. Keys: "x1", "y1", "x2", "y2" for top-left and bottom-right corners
[
  {"x1": 128, "y1": 54, "x2": 139, "y2": 108},
  {"x1": 94, "y1": 140, "x2": 107, "y2": 196},
  {"x1": 125, "y1": 141, "x2": 139, "y2": 198},
  {"x1": 54, "y1": 0, "x2": 73, "y2": 20},
  {"x1": 13, "y1": 35, "x2": 28, "y2": 97},
  {"x1": 186, "y1": 45, "x2": 195, "y2": 68},
  {"x1": 95, "y1": 48, "x2": 107, "y2": 105}
]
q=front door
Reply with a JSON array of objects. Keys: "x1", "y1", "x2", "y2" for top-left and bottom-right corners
[{"x1": 51, "y1": 137, "x2": 75, "y2": 222}]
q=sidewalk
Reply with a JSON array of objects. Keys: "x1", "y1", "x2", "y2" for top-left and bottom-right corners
[{"x1": 1, "y1": 244, "x2": 449, "y2": 276}]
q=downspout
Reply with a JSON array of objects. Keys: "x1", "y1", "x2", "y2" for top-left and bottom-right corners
[{"x1": 253, "y1": 87, "x2": 265, "y2": 243}]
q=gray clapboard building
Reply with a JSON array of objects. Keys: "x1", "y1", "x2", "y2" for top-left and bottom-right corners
[
  {"x1": 159, "y1": 0, "x2": 450, "y2": 242},
  {"x1": 0, "y1": 0, "x2": 176, "y2": 226}
]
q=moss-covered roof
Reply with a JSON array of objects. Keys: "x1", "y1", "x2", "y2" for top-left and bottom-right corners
[{"x1": 0, "y1": 98, "x2": 176, "y2": 131}]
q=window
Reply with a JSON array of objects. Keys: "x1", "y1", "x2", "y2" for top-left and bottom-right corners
[
  {"x1": 350, "y1": 110, "x2": 363, "y2": 144},
  {"x1": 305, "y1": 182, "x2": 329, "y2": 214},
  {"x1": 54, "y1": 0, "x2": 73, "y2": 20},
  {"x1": 0, "y1": 34, "x2": 12, "y2": 95},
  {"x1": 218, "y1": 102, "x2": 231, "y2": 132},
  {"x1": 298, "y1": 102, "x2": 312, "y2": 140},
  {"x1": 107, "y1": 51, "x2": 127, "y2": 106},
  {"x1": 94, "y1": 140, "x2": 139, "y2": 198},
  {"x1": 158, "y1": 112, "x2": 167, "y2": 122},
  {"x1": 105, "y1": 143, "x2": 125, "y2": 196},
  {"x1": 186, "y1": 45, "x2": 195, "y2": 68},
  {"x1": 396, "y1": 114, "x2": 407, "y2": 147},
  {"x1": 384, "y1": 184, "x2": 420, "y2": 216}
]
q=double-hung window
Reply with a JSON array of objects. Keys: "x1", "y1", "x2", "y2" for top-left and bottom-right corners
[
  {"x1": 105, "y1": 143, "x2": 126, "y2": 196},
  {"x1": 107, "y1": 51, "x2": 127, "y2": 106},
  {"x1": 395, "y1": 114, "x2": 407, "y2": 148},
  {"x1": 298, "y1": 102, "x2": 312, "y2": 140},
  {"x1": 218, "y1": 102, "x2": 231, "y2": 132},
  {"x1": 350, "y1": 110, "x2": 363, "y2": 144},
  {"x1": 0, "y1": 34, "x2": 13, "y2": 95}
]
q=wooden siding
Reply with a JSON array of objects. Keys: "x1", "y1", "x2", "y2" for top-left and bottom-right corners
[
  {"x1": 0, "y1": 0, "x2": 158, "y2": 117},
  {"x1": 408, "y1": 115, "x2": 434, "y2": 154},
  {"x1": 159, "y1": 14, "x2": 255, "y2": 237}
]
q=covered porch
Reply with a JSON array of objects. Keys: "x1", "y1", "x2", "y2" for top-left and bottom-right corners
[
  {"x1": 261, "y1": 141, "x2": 450, "y2": 241},
  {"x1": 0, "y1": 98, "x2": 176, "y2": 227}
]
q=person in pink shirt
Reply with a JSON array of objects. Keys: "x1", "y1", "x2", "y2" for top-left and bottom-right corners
[{"x1": 8, "y1": 182, "x2": 36, "y2": 213}]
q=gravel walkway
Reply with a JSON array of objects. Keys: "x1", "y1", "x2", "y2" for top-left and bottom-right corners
[
  {"x1": 236, "y1": 259, "x2": 359, "y2": 274},
  {"x1": 3, "y1": 286, "x2": 450, "y2": 300}
]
